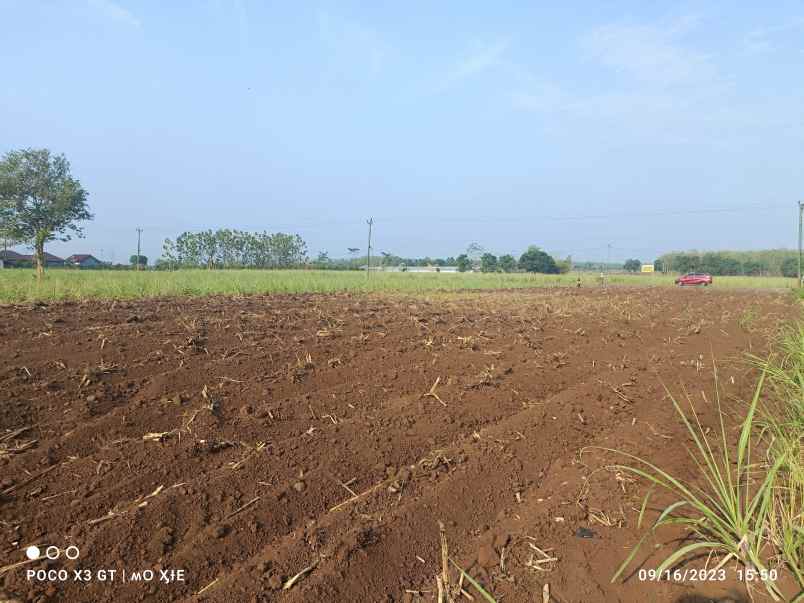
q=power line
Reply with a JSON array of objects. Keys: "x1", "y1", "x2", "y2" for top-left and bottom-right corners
[
  {"x1": 113, "y1": 202, "x2": 788, "y2": 232},
  {"x1": 371, "y1": 202, "x2": 789, "y2": 225}
]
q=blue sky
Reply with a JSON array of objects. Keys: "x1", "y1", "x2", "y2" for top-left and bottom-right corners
[{"x1": 2, "y1": 1, "x2": 803, "y2": 263}]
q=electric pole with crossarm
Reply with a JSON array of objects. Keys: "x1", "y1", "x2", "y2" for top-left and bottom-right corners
[
  {"x1": 366, "y1": 218, "x2": 373, "y2": 278},
  {"x1": 136, "y1": 227, "x2": 143, "y2": 271}
]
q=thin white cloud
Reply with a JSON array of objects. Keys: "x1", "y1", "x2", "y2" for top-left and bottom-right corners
[
  {"x1": 317, "y1": 11, "x2": 387, "y2": 77},
  {"x1": 743, "y1": 17, "x2": 804, "y2": 55},
  {"x1": 437, "y1": 40, "x2": 508, "y2": 92},
  {"x1": 452, "y1": 40, "x2": 509, "y2": 81},
  {"x1": 88, "y1": 0, "x2": 141, "y2": 28},
  {"x1": 581, "y1": 17, "x2": 714, "y2": 87},
  {"x1": 508, "y1": 15, "x2": 804, "y2": 150}
]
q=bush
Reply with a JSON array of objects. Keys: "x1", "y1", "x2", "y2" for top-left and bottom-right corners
[{"x1": 623, "y1": 259, "x2": 641, "y2": 272}]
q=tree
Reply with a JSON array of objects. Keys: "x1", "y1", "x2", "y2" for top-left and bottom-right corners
[
  {"x1": 480, "y1": 253, "x2": 498, "y2": 273},
  {"x1": 518, "y1": 246, "x2": 559, "y2": 274},
  {"x1": 161, "y1": 238, "x2": 177, "y2": 270},
  {"x1": 198, "y1": 229, "x2": 218, "y2": 269},
  {"x1": 781, "y1": 256, "x2": 798, "y2": 278},
  {"x1": 130, "y1": 255, "x2": 148, "y2": 267},
  {"x1": 555, "y1": 255, "x2": 573, "y2": 274},
  {"x1": 623, "y1": 259, "x2": 641, "y2": 272},
  {"x1": 654, "y1": 259, "x2": 665, "y2": 273},
  {"x1": 672, "y1": 253, "x2": 699, "y2": 274},
  {"x1": 0, "y1": 148, "x2": 92, "y2": 279},
  {"x1": 499, "y1": 254, "x2": 516, "y2": 273},
  {"x1": 741, "y1": 260, "x2": 762, "y2": 276},
  {"x1": 456, "y1": 254, "x2": 472, "y2": 272}
]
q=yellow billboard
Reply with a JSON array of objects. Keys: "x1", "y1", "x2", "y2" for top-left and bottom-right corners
[{"x1": 641, "y1": 264, "x2": 655, "y2": 273}]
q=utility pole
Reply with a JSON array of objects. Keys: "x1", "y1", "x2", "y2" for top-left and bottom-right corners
[
  {"x1": 798, "y1": 202, "x2": 803, "y2": 287},
  {"x1": 136, "y1": 228, "x2": 143, "y2": 271},
  {"x1": 366, "y1": 218, "x2": 373, "y2": 277}
]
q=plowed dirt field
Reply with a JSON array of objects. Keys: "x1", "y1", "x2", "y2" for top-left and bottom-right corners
[{"x1": 0, "y1": 287, "x2": 794, "y2": 602}]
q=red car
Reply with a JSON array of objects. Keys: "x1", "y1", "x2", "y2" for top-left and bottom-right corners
[{"x1": 675, "y1": 272, "x2": 713, "y2": 286}]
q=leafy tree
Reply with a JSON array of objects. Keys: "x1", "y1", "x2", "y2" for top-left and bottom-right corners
[
  {"x1": 0, "y1": 148, "x2": 92, "y2": 279},
  {"x1": 273, "y1": 233, "x2": 308, "y2": 267},
  {"x1": 456, "y1": 254, "x2": 472, "y2": 272},
  {"x1": 215, "y1": 229, "x2": 237, "y2": 267},
  {"x1": 480, "y1": 253, "x2": 498, "y2": 273},
  {"x1": 499, "y1": 254, "x2": 516, "y2": 273},
  {"x1": 781, "y1": 256, "x2": 798, "y2": 278},
  {"x1": 741, "y1": 260, "x2": 762, "y2": 276},
  {"x1": 130, "y1": 255, "x2": 148, "y2": 267},
  {"x1": 623, "y1": 258, "x2": 642, "y2": 272},
  {"x1": 198, "y1": 229, "x2": 218, "y2": 269},
  {"x1": 161, "y1": 238, "x2": 177, "y2": 270},
  {"x1": 654, "y1": 258, "x2": 665, "y2": 272},
  {"x1": 518, "y1": 246, "x2": 559, "y2": 274},
  {"x1": 0, "y1": 218, "x2": 21, "y2": 250},
  {"x1": 672, "y1": 253, "x2": 699, "y2": 274},
  {"x1": 555, "y1": 256, "x2": 573, "y2": 274}
]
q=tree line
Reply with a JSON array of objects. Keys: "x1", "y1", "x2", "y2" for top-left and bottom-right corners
[
  {"x1": 159, "y1": 230, "x2": 308, "y2": 269},
  {"x1": 308, "y1": 245, "x2": 567, "y2": 274},
  {"x1": 655, "y1": 250, "x2": 799, "y2": 277},
  {"x1": 3, "y1": 148, "x2": 799, "y2": 279},
  {"x1": 458, "y1": 246, "x2": 567, "y2": 274}
]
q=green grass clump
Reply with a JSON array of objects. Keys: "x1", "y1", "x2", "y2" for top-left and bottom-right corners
[
  {"x1": 612, "y1": 327, "x2": 804, "y2": 601},
  {"x1": 750, "y1": 325, "x2": 804, "y2": 591},
  {"x1": 0, "y1": 268, "x2": 796, "y2": 303}
]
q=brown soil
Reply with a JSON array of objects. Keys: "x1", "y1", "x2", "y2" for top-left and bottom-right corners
[{"x1": 0, "y1": 287, "x2": 795, "y2": 603}]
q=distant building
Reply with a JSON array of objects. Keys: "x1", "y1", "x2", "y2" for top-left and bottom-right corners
[
  {"x1": 66, "y1": 254, "x2": 103, "y2": 268},
  {"x1": 0, "y1": 250, "x2": 65, "y2": 268},
  {"x1": 0, "y1": 250, "x2": 27, "y2": 268},
  {"x1": 382, "y1": 265, "x2": 460, "y2": 273}
]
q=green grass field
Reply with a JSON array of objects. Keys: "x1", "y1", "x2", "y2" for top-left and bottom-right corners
[{"x1": 0, "y1": 269, "x2": 797, "y2": 303}]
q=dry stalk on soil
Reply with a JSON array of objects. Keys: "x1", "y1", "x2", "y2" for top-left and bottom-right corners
[
  {"x1": 87, "y1": 484, "x2": 164, "y2": 526},
  {"x1": 282, "y1": 559, "x2": 318, "y2": 590},
  {"x1": 423, "y1": 377, "x2": 448, "y2": 406}
]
